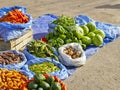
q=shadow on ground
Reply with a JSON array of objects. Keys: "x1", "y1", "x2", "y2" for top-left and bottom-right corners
[{"x1": 95, "y1": 4, "x2": 120, "y2": 9}]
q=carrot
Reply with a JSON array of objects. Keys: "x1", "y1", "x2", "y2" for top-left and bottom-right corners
[{"x1": 0, "y1": 9, "x2": 29, "y2": 23}]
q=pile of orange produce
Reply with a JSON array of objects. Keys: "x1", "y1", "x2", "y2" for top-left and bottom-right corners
[
  {"x1": 0, "y1": 9, "x2": 29, "y2": 23},
  {"x1": 0, "y1": 68, "x2": 28, "y2": 90}
]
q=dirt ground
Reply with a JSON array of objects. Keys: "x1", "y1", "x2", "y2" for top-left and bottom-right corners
[{"x1": 0, "y1": 0, "x2": 120, "y2": 90}]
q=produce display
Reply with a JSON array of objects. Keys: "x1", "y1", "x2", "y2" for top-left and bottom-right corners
[
  {"x1": 0, "y1": 6, "x2": 108, "y2": 90},
  {"x1": 46, "y1": 16, "x2": 106, "y2": 50},
  {"x1": 26, "y1": 40, "x2": 59, "y2": 61},
  {"x1": 0, "y1": 9, "x2": 29, "y2": 23},
  {"x1": 63, "y1": 46, "x2": 82, "y2": 59},
  {"x1": 29, "y1": 62, "x2": 60, "y2": 75},
  {"x1": 0, "y1": 68, "x2": 28, "y2": 90},
  {"x1": 21, "y1": 74, "x2": 66, "y2": 90},
  {"x1": 0, "y1": 51, "x2": 23, "y2": 65}
]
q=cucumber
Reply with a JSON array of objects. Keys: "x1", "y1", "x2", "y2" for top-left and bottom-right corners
[
  {"x1": 40, "y1": 81, "x2": 50, "y2": 90},
  {"x1": 34, "y1": 74, "x2": 46, "y2": 83},
  {"x1": 50, "y1": 82, "x2": 61, "y2": 90},
  {"x1": 46, "y1": 76, "x2": 55, "y2": 85},
  {"x1": 28, "y1": 81, "x2": 38, "y2": 89}
]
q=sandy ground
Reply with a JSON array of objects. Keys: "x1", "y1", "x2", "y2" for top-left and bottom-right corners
[{"x1": 0, "y1": 0, "x2": 120, "y2": 90}]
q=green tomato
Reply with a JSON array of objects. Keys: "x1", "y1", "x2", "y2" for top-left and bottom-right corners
[
  {"x1": 81, "y1": 36, "x2": 92, "y2": 46},
  {"x1": 92, "y1": 34, "x2": 103, "y2": 46},
  {"x1": 93, "y1": 29, "x2": 105, "y2": 39},
  {"x1": 87, "y1": 32, "x2": 96, "y2": 43},
  {"x1": 87, "y1": 22, "x2": 96, "y2": 32},
  {"x1": 80, "y1": 25, "x2": 89, "y2": 35}
]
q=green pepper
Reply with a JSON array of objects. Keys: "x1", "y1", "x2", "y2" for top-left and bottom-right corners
[
  {"x1": 59, "y1": 34, "x2": 66, "y2": 39},
  {"x1": 65, "y1": 39, "x2": 72, "y2": 43},
  {"x1": 52, "y1": 15, "x2": 75, "y2": 27},
  {"x1": 54, "y1": 25, "x2": 67, "y2": 34},
  {"x1": 66, "y1": 32, "x2": 73, "y2": 39},
  {"x1": 56, "y1": 38, "x2": 64, "y2": 45},
  {"x1": 73, "y1": 37, "x2": 78, "y2": 42}
]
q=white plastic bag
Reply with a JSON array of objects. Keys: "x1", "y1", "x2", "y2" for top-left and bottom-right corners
[{"x1": 58, "y1": 43, "x2": 86, "y2": 67}]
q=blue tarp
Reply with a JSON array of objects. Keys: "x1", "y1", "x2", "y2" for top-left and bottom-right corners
[
  {"x1": 31, "y1": 14, "x2": 120, "y2": 76},
  {"x1": 0, "y1": 6, "x2": 32, "y2": 41}
]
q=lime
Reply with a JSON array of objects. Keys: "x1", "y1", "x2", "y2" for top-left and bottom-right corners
[
  {"x1": 86, "y1": 22, "x2": 96, "y2": 32},
  {"x1": 80, "y1": 25, "x2": 89, "y2": 35},
  {"x1": 81, "y1": 36, "x2": 92, "y2": 46},
  {"x1": 93, "y1": 29, "x2": 105, "y2": 39},
  {"x1": 92, "y1": 34, "x2": 103, "y2": 46}
]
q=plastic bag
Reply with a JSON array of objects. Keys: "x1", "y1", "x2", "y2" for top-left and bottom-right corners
[
  {"x1": 22, "y1": 58, "x2": 68, "y2": 80},
  {"x1": 0, "y1": 6, "x2": 32, "y2": 41},
  {"x1": 58, "y1": 43, "x2": 86, "y2": 67},
  {"x1": 0, "y1": 50, "x2": 27, "y2": 69}
]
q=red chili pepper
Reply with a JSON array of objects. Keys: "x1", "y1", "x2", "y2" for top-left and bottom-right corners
[{"x1": 40, "y1": 37, "x2": 47, "y2": 42}]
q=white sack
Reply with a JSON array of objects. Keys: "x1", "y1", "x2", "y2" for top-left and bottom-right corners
[{"x1": 58, "y1": 43, "x2": 86, "y2": 67}]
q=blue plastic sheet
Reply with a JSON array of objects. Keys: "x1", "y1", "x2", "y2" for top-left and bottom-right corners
[
  {"x1": 32, "y1": 14, "x2": 120, "y2": 76},
  {"x1": 22, "y1": 58, "x2": 68, "y2": 80},
  {"x1": 0, "y1": 6, "x2": 32, "y2": 41},
  {"x1": 32, "y1": 14, "x2": 58, "y2": 39},
  {"x1": 0, "y1": 50, "x2": 27, "y2": 69}
]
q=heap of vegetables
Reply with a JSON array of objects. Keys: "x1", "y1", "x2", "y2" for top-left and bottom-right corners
[
  {"x1": 29, "y1": 62, "x2": 60, "y2": 75},
  {"x1": 0, "y1": 69, "x2": 28, "y2": 90},
  {"x1": 0, "y1": 51, "x2": 23, "y2": 65},
  {"x1": 52, "y1": 15, "x2": 76, "y2": 27},
  {"x1": 46, "y1": 15, "x2": 106, "y2": 50},
  {"x1": 27, "y1": 74, "x2": 66, "y2": 90},
  {"x1": 0, "y1": 9, "x2": 29, "y2": 23},
  {"x1": 26, "y1": 40, "x2": 59, "y2": 61}
]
